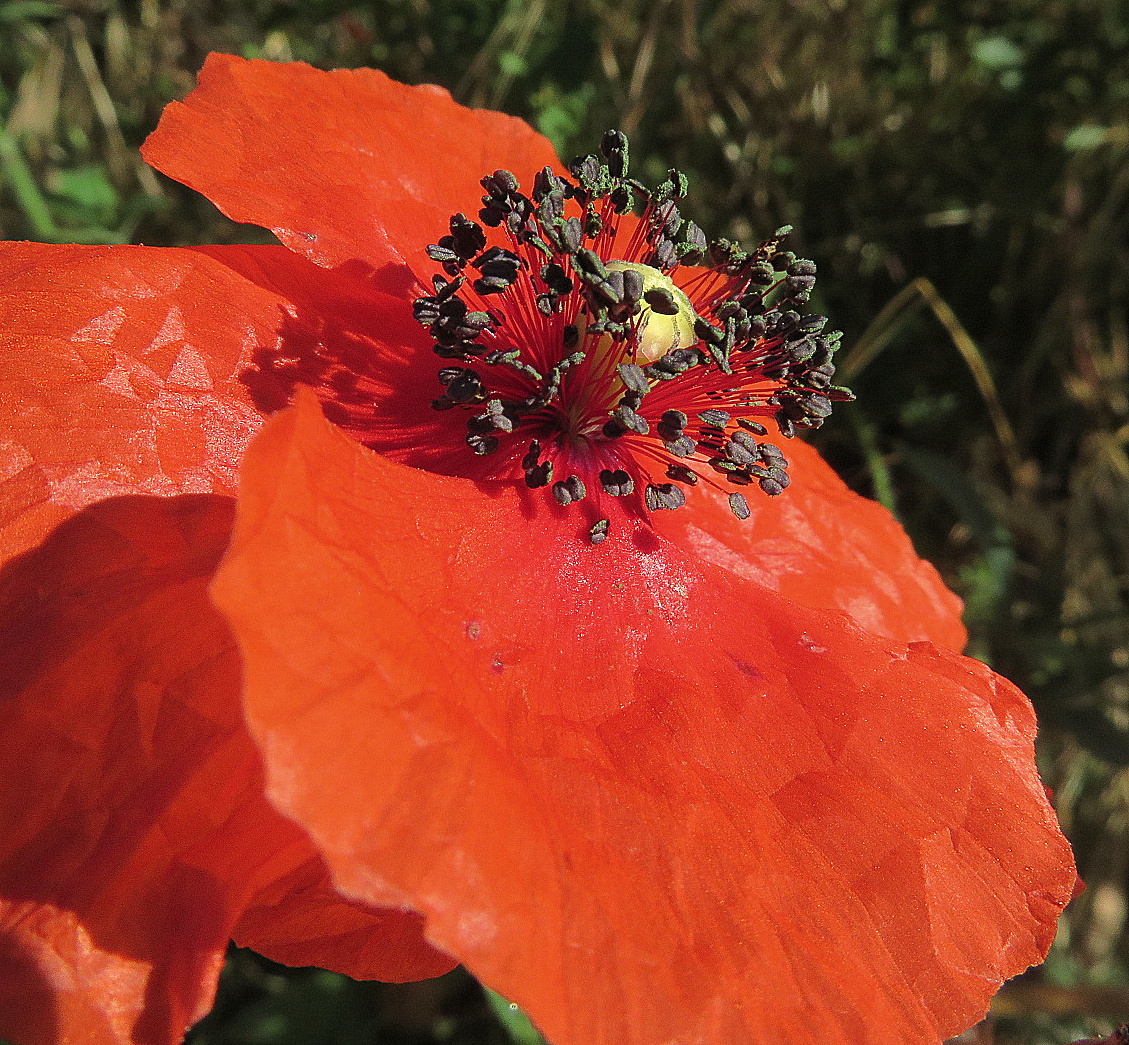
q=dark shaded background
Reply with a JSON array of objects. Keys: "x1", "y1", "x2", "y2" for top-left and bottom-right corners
[{"x1": 2, "y1": 1, "x2": 1127, "y2": 1042}]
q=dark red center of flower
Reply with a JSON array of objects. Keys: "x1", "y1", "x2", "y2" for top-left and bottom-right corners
[{"x1": 410, "y1": 132, "x2": 851, "y2": 543}]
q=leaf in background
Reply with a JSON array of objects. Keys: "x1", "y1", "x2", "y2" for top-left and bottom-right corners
[
  {"x1": 485, "y1": 989, "x2": 547, "y2": 1045},
  {"x1": 45, "y1": 164, "x2": 121, "y2": 228},
  {"x1": 0, "y1": 2, "x2": 63, "y2": 22}
]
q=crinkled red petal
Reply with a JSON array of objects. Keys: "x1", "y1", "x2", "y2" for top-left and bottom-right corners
[
  {"x1": 0, "y1": 242, "x2": 288, "y2": 566},
  {"x1": 142, "y1": 54, "x2": 562, "y2": 276},
  {"x1": 652, "y1": 437, "x2": 967, "y2": 649},
  {"x1": 0, "y1": 494, "x2": 451, "y2": 1045},
  {"x1": 193, "y1": 242, "x2": 463, "y2": 471},
  {"x1": 212, "y1": 393, "x2": 1077, "y2": 1045},
  {"x1": 233, "y1": 859, "x2": 451, "y2": 983}
]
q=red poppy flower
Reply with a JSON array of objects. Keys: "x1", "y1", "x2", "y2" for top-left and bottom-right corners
[{"x1": 0, "y1": 53, "x2": 1076, "y2": 1045}]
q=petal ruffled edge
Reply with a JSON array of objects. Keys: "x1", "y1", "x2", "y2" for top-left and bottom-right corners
[{"x1": 142, "y1": 54, "x2": 562, "y2": 276}]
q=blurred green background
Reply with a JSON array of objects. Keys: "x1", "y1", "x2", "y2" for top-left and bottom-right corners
[{"x1": 2, "y1": 0, "x2": 1128, "y2": 1042}]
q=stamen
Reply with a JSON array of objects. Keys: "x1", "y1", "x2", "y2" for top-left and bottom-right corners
[
  {"x1": 406, "y1": 131, "x2": 852, "y2": 541},
  {"x1": 600, "y1": 469, "x2": 635, "y2": 497},
  {"x1": 552, "y1": 475, "x2": 588, "y2": 506}
]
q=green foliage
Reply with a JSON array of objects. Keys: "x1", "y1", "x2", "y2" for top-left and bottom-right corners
[
  {"x1": 186, "y1": 950, "x2": 536, "y2": 1045},
  {"x1": 484, "y1": 989, "x2": 548, "y2": 1045},
  {"x1": 3, "y1": 0, "x2": 1128, "y2": 1040}
]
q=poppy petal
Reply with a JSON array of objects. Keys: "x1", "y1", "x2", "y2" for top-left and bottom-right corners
[
  {"x1": 0, "y1": 494, "x2": 450, "y2": 1045},
  {"x1": 233, "y1": 859, "x2": 453, "y2": 983},
  {"x1": 653, "y1": 437, "x2": 968, "y2": 650},
  {"x1": 141, "y1": 54, "x2": 562, "y2": 275},
  {"x1": 0, "y1": 242, "x2": 285, "y2": 565},
  {"x1": 212, "y1": 393, "x2": 1076, "y2": 1045}
]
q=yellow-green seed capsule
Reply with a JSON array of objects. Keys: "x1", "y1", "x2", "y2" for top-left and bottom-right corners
[{"x1": 605, "y1": 261, "x2": 697, "y2": 363}]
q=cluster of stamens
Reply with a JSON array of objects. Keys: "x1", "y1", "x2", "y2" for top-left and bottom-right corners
[{"x1": 414, "y1": 130, "x2": 852, "y2": 544}]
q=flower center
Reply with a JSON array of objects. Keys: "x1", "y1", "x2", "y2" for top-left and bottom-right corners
[{"x1": 413, "y1": 131, "x2": 852, "y2": 544}]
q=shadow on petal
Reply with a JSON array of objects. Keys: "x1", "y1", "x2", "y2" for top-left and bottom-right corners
[{"x1": 0, "y1": 493, "x2": 451, "y2": 1045}]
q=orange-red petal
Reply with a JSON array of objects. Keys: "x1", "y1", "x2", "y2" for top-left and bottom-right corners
[
  {"x1": 212, "y1": 393, "x2": 1077, "y2": 1045},
  {"x1": 653, "y1": 437, "x2": 968, "y2": 650},
  {"x1": 142, "y1": 54, "x2": 562, "y2": 275},
  {"x1": 0, "y1": 494, "x2": 450, "y2": 1045},
  {"x1": 234, "y1": 860, "x2": 453, "y2": 983},
  {"x1": 0, "y1": 242, "x2": 281, "y2": 566}
]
